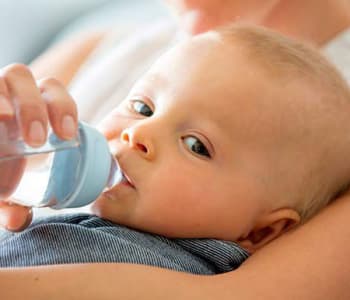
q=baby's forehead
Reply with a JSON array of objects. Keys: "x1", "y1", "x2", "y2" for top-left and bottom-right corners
[
  {"x1": 140, "y1": 39, "x2": 289, "y2": 120},
  {"x1": 143, "y1": 34, "x2": 265, "y2": 99},
  {"x1": 138, "y1": 32, "x2": 319, "y2": 137}
]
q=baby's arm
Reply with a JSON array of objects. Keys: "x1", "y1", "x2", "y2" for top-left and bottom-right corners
[{"x1": 2, "y1": 192, "x2": 350, "y2": 300}]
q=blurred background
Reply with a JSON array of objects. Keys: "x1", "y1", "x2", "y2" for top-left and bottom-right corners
[{"x1": 0, "y1": 0, "x2": 170, "y2": 67}]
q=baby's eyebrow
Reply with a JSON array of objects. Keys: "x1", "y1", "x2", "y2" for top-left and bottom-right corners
[
  {"x1": 131, "y1": 72, "x2": 168, "y2": 97},
  {"x1": 145, "y1": 72, "x2": 168, "y2": 87}
]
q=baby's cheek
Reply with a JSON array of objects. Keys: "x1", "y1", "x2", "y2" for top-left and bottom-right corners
[
  {"x1": 150, "y1": 172, "x2": 202, "y2": 209},
  {"x1": 98, "y1": 113, "x2": 132, "y2": 140},
  {"x1": 97, "y1": 114, "x2": 119, "y2": 139},
  {"x1": 142, "y1": 172, "x2": 185, "y2": 210}
]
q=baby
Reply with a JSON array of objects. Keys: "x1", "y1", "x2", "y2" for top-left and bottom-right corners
[
  {"x1": 1, "y1": 24, "x2": 350, "y2": 273},
  {"x1": 93, "y1": 23, "x2": 350, "y2": 249}
]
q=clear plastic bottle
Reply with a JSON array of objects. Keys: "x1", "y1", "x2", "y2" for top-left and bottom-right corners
[{"x1": 0, "y1": 121, "x2": 123, "y2": 209}]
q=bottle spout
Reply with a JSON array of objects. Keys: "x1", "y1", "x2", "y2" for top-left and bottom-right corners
[{"x1": 107, "y1": 156, "x2": 123, "y2": 188}]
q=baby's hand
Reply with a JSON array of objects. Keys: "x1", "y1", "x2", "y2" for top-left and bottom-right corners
[{"x1": 0, "y1": 63, "x2": 78, "y2": 231}]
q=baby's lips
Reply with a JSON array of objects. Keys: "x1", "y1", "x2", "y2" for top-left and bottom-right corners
[
  {"x1": 114, "y1": 157, "x2": 136, "y2": 189},
  {"x1": 116, "y1": 167, "x2": 135, "y2": 189},
  {"x1": 122, "y1": 171, "x2": 135, "y2": 188}
]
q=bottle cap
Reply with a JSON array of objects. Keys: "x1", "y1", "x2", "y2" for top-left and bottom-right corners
[{"x1": 52, "y1": 122, "x2": 112, "y2": 209}]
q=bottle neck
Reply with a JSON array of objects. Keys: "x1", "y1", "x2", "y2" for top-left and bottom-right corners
[{"x1": 106, "y1": 155, "x2": 123, "y2": 188}]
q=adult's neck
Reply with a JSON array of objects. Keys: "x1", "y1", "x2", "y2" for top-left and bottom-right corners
[{"x1": 263, "y1": 0, "x2": 350, "y2": 46}]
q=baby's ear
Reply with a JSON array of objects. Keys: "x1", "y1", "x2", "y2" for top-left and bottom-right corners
[{"x1": 237, "y1": 208, "x2": 300, "y2": 253}]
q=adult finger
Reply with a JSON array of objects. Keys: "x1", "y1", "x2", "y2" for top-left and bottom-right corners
[
  {"x1": 38, "y1": 78, "x2": 78, "y2": 140},
  {"x1": 1, "y1": 64, "x2": 49, "y2": 147},
  {"x1": 0, "y1": 77, "x2": 14, "y2": 120},
  {"x1": 0, "y1": 73, "x2": 26, "y2": 200},
  {"x1": 0, "y1": 201, "x2": 32, "y2": 231}
]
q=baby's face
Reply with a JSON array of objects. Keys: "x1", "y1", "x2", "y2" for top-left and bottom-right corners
[{"x1": 92, "y1": 33, "x2": 302, "y2": 241}]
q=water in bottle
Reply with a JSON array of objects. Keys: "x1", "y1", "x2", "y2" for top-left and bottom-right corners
[{"x1": 0, "y1": 120, "x2": 123, "y2": 209}]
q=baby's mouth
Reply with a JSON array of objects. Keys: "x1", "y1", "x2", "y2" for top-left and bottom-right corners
[
  {"x1": 120, "y1": 171, "x2": 135, "y2": 188},
  {"x1": 106, "y1": 159, "x2": 135, "y2": 189}
]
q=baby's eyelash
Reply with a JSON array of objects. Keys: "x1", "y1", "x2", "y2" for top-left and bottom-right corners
[
  {"x1": 126, "y1": 99, "x2": 213, "y2": 159},
  {"x1": 129, "y1": 100, "x2": 153, "y2": 117},
  {"x1": 182, "y1": 135, "x2": 211, "y2": 158}
]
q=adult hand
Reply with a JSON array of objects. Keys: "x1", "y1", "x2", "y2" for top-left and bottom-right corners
[{"x1": 0, "y1": 63, "x2": 78, "y2": 231}]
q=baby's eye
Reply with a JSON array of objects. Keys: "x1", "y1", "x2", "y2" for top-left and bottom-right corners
[
  {"x1": 183, "y1": 136, "x2": 211, "y2": 158},
  {"x1": 130, "y1": 100, "x2": 153, "y2": 117}
]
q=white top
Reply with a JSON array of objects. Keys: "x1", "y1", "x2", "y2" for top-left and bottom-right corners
[
  {"x1": 323, "y1": 27, "x2": 350, "y2": 84},
  {"x1": 69, "y1": 20, "x2": 179, "y2": 125},
  {"x1": 70, "y1": 23, "x2": 350, "y2": 125}
]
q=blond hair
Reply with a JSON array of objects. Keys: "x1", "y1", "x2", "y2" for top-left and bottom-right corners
[{"x1": 217, "y1": 24, "x2": 350, "y2": 223}]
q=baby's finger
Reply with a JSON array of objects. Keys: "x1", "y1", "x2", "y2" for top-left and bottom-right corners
[
  {"x1": 2, "y1": 64, "x2": 48, "y2": 147},
  {"x1": 38, "y1": 78, "x2": 78, "y2": 140},
  {"x1": 0, "y1": 201, "x2": 32, "y2": 231}
]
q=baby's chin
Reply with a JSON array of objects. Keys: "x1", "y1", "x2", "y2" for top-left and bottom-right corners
[
  {"x1": 90, "y1": 194, "x2": 224, "y2": 239},
  {"x1": 89, "y1": 196, "x2": 171, "y2": 236},
  {"x1": 89, "y1": 195, "x2": 120, "y2": 221},
  {"x1": 89, "y1": 193, "x2": 138, "y2": 228}
]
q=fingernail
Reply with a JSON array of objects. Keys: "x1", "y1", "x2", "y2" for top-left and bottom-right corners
[
  {"x1": 0, "y1": 95, "x2": 13, "y2": 116},
  {"x1": 29, "y1": 120, "x2": 46, "y2": 145},
  {"x1": 62, "y1": 115, "x2": 76, "y2": 139}
]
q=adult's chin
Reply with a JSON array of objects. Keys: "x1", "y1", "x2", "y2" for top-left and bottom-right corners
[{"x1": 179, "y1": 10, "x2": 213, "y2": 35}]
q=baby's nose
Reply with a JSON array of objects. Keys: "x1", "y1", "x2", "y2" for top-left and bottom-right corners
[{"x1": 121, "y1": 128, "x2": 153, "y2": 159}]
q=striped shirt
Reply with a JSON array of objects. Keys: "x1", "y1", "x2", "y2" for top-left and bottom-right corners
[{"x1": 0, "y1": 213, "x2": 249, "y2": 274}]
